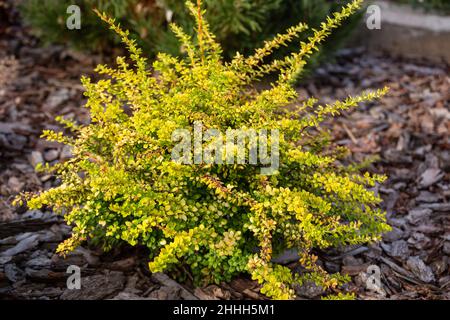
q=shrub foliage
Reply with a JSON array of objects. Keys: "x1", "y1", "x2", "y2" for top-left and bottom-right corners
[
  {"x1": 20, "y1": 0, "x2": 361, "y2": 60},
  {"x1": 21, "y1": 0, "x2": 391, "y2": 299}
]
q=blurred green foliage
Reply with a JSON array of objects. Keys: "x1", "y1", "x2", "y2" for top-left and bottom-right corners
[
  {"x1": 20, "y1": 0, "x2": 362, "y2": 65},
  {"x1": 398, "y1": 0, "x2": 450, "y2": 13}
]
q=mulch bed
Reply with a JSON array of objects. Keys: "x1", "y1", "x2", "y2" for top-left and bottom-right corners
[{"x1": 0, "y1": 1, "x2": 448, "y2": 300}]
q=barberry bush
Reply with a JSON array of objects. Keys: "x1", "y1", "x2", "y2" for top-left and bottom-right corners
[{"x1": 20, "y1": 0, "x2": 391, "y2": 299}]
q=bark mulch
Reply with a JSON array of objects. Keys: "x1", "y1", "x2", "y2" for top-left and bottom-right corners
[{"x1": 0, "y1": 2, "x2": 448, "y2": 300}]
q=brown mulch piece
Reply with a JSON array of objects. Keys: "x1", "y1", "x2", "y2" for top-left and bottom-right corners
[{"x1": 0, "y1": 2, "x2": 448, "y2": 300}]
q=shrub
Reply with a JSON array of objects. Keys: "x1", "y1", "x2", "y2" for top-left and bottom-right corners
[
  {"x1": 20, "y1": 0, "x2": 391, "y2": 300},
  {"x1": 19, "y1": 0, "x2": 362, "y2": 61}
]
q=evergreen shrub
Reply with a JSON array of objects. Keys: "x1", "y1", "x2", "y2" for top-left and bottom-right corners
[{"x1": 19, "y1": 0, "x2": 362, "y2": 61}]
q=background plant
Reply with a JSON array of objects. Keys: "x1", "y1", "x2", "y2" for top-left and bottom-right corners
[
  {"x1": 19, "y1": 0, "x2": 362, "y2": 64},
  {"x1": 396, "y1": 0, "x2": 450, "y2": 13},
  {"x1": 19, "y1": 0, "x2": 391, "y2": 300}
]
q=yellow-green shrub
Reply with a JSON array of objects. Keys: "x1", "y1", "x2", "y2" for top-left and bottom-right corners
[{"x1": 21, "y1": 0, "x2": 390, "y2": 299}]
